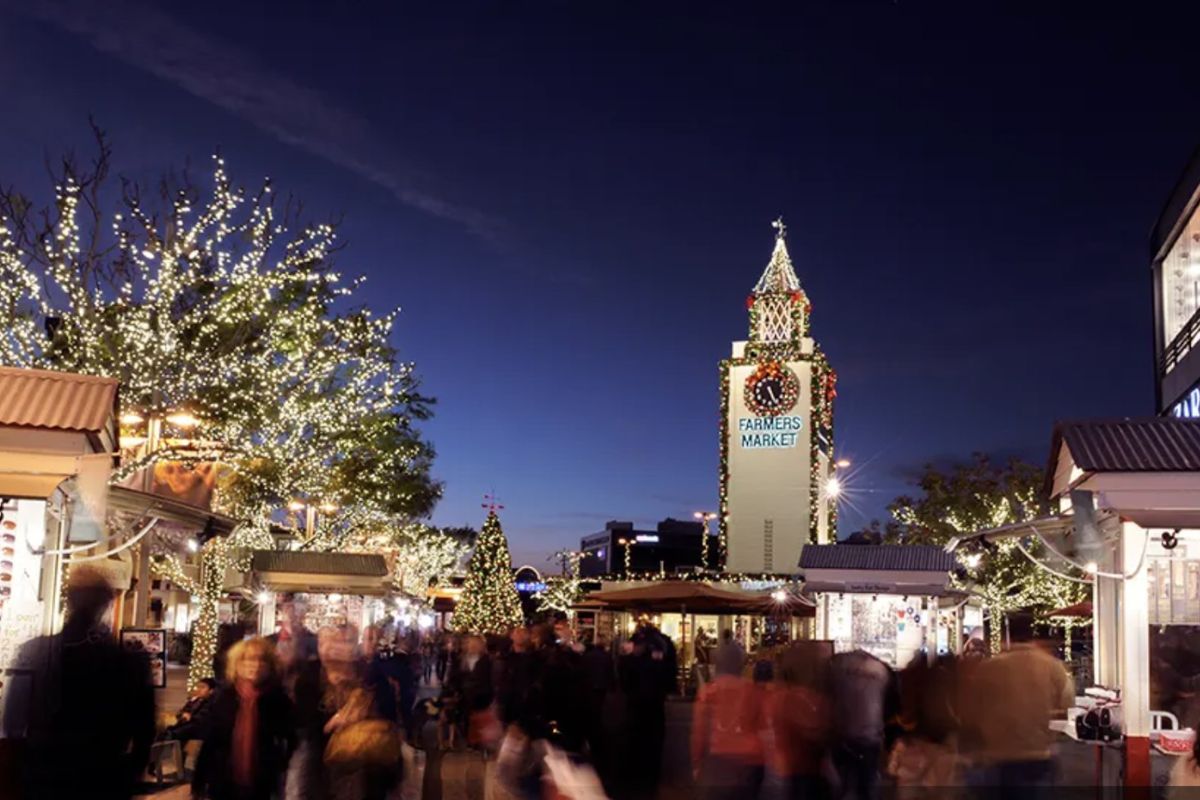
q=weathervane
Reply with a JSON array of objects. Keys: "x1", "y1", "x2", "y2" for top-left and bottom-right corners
[
  {"x1": 482, "y1": 492, "x2": 505, "y2": 513},
  {"x1": 771, "y1": 216, "x2": 787, "y2": 240}
]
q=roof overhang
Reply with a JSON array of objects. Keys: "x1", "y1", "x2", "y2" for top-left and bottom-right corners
[
  {"x1": 108, "y1": 485, "x2": 239, "y2": 536},
  {"x1": 255, "y1": 571, "x2": 391, "y2": 595},
  {"x1": 801, "y1": 577, "x2": 959, "y2": 597}
]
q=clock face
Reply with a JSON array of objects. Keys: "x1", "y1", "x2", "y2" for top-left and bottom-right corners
[{"x1": 744, "y1": 361, "x2": 800, "y2": 416}]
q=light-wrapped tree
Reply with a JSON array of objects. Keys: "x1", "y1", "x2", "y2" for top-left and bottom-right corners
[
  {"x1": 452, "y1": 511, "x2": 523, "y2": 634},
  {"x1": 0, "y1": 128, "x2": 439, "y2": 684}
]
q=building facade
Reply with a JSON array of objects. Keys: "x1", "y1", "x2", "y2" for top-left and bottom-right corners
[
  {"x1": 579, "y1": 518, "x2": 715, "y2": 578},
  {"x1": 719, "y1": 222, "x2": 837, "y2": 574},
  {"x1": 1153, "y1": 148, "x2": 1200, "y2": 418}
]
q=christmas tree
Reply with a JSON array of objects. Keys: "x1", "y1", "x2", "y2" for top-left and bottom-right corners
[{"x1": 452, "y1": 510, "x2": 524, "y2": 634}]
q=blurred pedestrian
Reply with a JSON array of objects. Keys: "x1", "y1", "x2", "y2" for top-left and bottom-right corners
[
  {"x1": 959, "y1": 616, "x2": 1073, "y2": 798},
  {"x1": 192, "y1": 638, "x2": 295, "y2": 800},
  {"x1": 714, "y1": 629, "x2": 745, "y2": 678},
  {"x1": 691, "y1": 646, "x2": 767, "y2": 800},
  {"x1": 770, "y1": 644, "x2": 832, "y2": 800},
  {"x1": 619, "y1": 620, "x2": 677, "y2": 799},
  {"x1": 2, "y1": 565, "x2": 156, "y2": 800},
  {"x1": 445, "y1": 634, "x2": 494, "y2": 749},
  {"x1": 887, "y1": 654, "x2": 960, "y2": 791},
  {"x1": 829, "y1": 649, "x2": 896, "y2": 800}
]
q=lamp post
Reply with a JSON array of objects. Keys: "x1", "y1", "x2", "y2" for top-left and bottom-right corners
[
  {"x1": 288, "y1": 499, "x2": 338, "y2": 543},
  {"x1": 693, "y1": 511, "x2": 718, "y2": 570}
]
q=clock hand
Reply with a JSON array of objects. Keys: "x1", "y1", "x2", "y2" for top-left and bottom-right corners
[{"x1": 767, "y1": 385, "x2": 779, "y2": 403}]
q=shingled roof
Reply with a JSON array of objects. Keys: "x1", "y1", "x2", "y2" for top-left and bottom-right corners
[
  {"x1": 799, "y1": 544, "x2": 955, "y2": 573},
  {"x1": 1052, "y1": 419, "x2": 1200, "y2": 473}
]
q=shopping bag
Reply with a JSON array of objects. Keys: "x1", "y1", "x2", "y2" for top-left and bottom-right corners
[{"x1": 540, "y1": 743, "x2": 608, "y2": 800}]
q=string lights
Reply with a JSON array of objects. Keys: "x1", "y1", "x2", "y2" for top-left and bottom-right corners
[
  {"x1": 0, "y1": 138, "x2": 439, "y2": 687},
  {"x1": 451, "y1": 510, "x2": 524, "y2": 634},
  {"x1": 718, "y1": 224, "x2": 838, "y2": 561}
]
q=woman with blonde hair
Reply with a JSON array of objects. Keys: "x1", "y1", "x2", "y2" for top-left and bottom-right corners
[{"x1": 193, "y1": 638, "x2": 296, "y2": 800}]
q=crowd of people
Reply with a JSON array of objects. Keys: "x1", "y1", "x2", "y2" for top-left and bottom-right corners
[{"x1": 15, "y1": 567, "x2": 1200, "y2": 800}]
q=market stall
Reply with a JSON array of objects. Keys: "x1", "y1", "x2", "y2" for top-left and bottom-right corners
[
  {"x1": 583, "y1": 580, "x2": 815, "y2": 678},
  {"x1": 953, "y1": 418, "x2": 1200, "y2": 788},
  {"x1": 799, "y1": 544, "x2": 973, "y2": 668},
  {"x1": 248, "y1": 549, "x2": 399, "y2": 635},
  {"x1": 0, "y1": 367, "x2": 121, "y2": 732}
]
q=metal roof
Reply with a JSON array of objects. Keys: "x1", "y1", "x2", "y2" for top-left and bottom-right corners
[
  {"x1": 799, "y1": 544, "x2": 956, "y2": 573},
  {"x1": 0, "y1": 366, "x2": 118, "y2": 432},
  {"x1": 1053, "y1": 418, "x2": 1200, "y2": 474},
  {"x1": 251, "y1": 550, "x2": 388, "y2": 577}
]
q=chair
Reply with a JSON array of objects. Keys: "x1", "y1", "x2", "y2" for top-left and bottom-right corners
[{"x1": 149, "y1": 739, "x2": 184, "y2": 784}]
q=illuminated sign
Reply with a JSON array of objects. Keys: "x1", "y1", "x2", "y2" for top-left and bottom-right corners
[
  {"x1": 515, "y1": 581, "x2": 547, "y2": 593},
  {"x1": 738, "y1": 416, "x2": 803, "y2": 448},
  {"x1": 1173, "y1": 386, "x2": 1200, "y2": 419},
  {"x1": 740, "y1": 579, "x2": 785, "y2": 591},
  {"x1": 635, "y1": 534, "x2": 659, "y2": 543}
]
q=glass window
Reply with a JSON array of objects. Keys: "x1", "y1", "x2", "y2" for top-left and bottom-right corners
[{"x1": 1161, "y1": 205, "x2": 1200, "y2": 361}]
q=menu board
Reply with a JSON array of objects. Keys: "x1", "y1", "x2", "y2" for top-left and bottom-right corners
[{"x1": 120, "y1": 628, "x2": 168, "y2": 689}]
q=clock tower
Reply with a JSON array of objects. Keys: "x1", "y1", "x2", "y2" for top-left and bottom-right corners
[{"x1": 719, "y1": 220, "x2": 836, "y2": 574}]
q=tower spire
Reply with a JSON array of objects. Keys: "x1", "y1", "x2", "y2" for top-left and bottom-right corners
[{"x1": 753, "y1": 216, "x2": 802, "y2": 294}]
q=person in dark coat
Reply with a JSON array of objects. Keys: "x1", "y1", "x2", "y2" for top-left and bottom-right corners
[
  {"x1": 192, "y1": 638, "x2": 295, "y2": 800},
  {"x1": 2, "y1": 565, "x2": 156, "y2": 800},
  {"x1": 161, "y1": 677, "x2": 218, "y2": 742},
  {"x1": 534, "y1": 619, "x2": 586, "y2": 753},
  {"x1": 444, "y1": 634, "x2": 493, "y2": 747},
  {"x1": 581, "y1": 632, "x2": 618, "y2": 789},
  {"x1": 619, "y1": 621, "x2": 677, "y2": 800},
  {"x1": 496, "y1": 626, "x2": 539, "y2": 733}
]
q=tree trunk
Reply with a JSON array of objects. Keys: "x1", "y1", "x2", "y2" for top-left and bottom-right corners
[
  {"x1": 187, "y1": 546, "x2": 225, "y2": 689},
  {"x1": 988, "y1": 605, "x2": 1004, "y2": 655}
]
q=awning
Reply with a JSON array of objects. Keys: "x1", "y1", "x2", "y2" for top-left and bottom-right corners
[
  {"x1": 0, "y1": 366, "x2": 119, "y2": 451},
  {"x1": 584, "y1": 580, "x2": 814, "y2": 616},
  {"x1": 250, "y1": 550, "x2": 390, "y2": 595},
  {"x1": 1046, "y1": 600, "x2": 1093, "y2": 618},
  {"x1": 944, "y1": 515, "x2": 1079, "y2": 551},
  {"x1": 108, "y1": 485, "x2": 239, "y2": 537},
  {"x1": 800, "y1": 579, "x2": 966, "y2": 598}
]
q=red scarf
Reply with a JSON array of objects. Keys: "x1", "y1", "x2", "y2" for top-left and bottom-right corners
[{"x1": 232, "y1": 680, "x2": 261, "y2": 789}]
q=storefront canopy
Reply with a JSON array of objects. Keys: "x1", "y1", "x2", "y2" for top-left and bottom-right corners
[
  {"x1": 585, "y1": 580, "x2": 814, "y2": 616},
  {"x1": 799, "y1": 544, "x2": 958, "y2": 596},
  {"x1": 251, "y1": 550, "x2": 390, "y2": 595}
]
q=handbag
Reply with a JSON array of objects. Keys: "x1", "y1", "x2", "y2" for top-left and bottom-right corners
[{"x1": 324, "y1": 718, "x2": 403, "y2": 768}]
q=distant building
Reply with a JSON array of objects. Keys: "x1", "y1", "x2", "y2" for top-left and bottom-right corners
[
  {"x1": 1154, "y1": 147, "x2": 1200, "y2": 417},
  {"x1": 579, "y1": 518, "x2": 717, "y2": 578}
]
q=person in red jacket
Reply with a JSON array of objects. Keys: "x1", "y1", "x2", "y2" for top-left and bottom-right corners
[{"x1": 691, "y1": 652, "x2": 768, "y2": 800}]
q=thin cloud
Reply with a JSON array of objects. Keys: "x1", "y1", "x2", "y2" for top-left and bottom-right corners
[{"x1": 7, "y1": 0, "x2": 503, "y2": 241}]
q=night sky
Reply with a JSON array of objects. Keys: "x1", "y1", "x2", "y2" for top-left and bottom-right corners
[{"x1": 2, "y1": 1, "x2": 1199, "y2": 565}]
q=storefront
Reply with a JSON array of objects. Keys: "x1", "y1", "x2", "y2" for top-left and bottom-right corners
[
  {"x1": 800, "y1": 544, "x2": 973, "y2": 668},
  {"x1": 955, "y1": 418, "x2": 1200, "y2": 788},
  {"x1": 249, "y1": 549, "x2": 401, "y2": 635},
  {"x1": 0, "y1": 367, "x2": 121, "y2": 730},
  {"x1": 583, "y1": 580, "x2": 815, "y2": 675},
  {"x1": 1153, "y1": 148, "x2": 1200, "y2": 418}
]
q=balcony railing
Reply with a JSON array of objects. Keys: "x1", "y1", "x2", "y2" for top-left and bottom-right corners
[{"x1": 1163, "y1": 306, "x2": 1200, "y2": 376}]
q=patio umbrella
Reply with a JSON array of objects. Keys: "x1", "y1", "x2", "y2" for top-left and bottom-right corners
[
  {"x1": 1045, "y1": 600, "x2": 1093, "y2": 618},
  {"x1": 585, "y1": 580, "x2": 813, "y2": 616}
]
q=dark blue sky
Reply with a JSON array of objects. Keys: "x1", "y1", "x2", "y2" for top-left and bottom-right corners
[{"x1": 2, "y1": 1, "x2": 1199, "y2": 565}]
